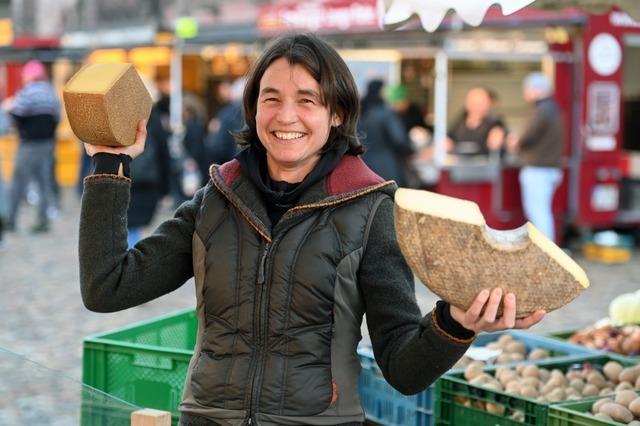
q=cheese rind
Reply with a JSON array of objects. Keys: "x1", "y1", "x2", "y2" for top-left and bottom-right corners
[{"x1": 394, "y1": 188, "x2": 589, "y2": 317}]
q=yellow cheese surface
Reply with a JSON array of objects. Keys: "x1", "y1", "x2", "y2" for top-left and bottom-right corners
[
  {"x1": 64, "y1": 63, "x2": 131, "y2": 94},
  {"x1": 395, "y1": 187, "x2": 485, "y2": 226}
]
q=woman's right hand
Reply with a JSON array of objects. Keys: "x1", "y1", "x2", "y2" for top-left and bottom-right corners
[{"x1": 83, "y1": 120, "x2": 147, "y2": 159}]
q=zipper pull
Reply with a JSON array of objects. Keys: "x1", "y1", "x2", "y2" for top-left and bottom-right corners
[
  {"x1": 248, "y1": 418, "x2": 253, "y2": 425},
  {"x1": 257, "y1": 243, "x2": 270, "y2": 285}
]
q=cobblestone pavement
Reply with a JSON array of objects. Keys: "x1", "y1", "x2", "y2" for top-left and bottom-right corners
[{"x1": 1, "y1": 187, "x2": 639, "y2": 390}]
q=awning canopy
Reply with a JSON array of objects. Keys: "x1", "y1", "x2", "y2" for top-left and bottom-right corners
[{"x1": 380, "y1": 0, "x2": 640, "y2": 31}]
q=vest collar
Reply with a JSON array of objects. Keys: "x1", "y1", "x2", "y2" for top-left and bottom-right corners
[{"x1": 209, "y1": 156, "x2": 395, "y2": 241}]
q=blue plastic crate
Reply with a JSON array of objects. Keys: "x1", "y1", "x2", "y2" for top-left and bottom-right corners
[
  {"x1": 358, "y1": 347, "x2": 432, "y2": 426},
  {"x1": 357, "y1": 330, "x2": 597, "y2": 426}
]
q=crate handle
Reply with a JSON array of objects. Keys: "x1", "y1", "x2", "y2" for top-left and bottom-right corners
[{"x1": 132, "y1": 353, "x2": 175, "y2": 370}]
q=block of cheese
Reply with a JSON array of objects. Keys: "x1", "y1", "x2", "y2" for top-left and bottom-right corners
[
  {"x1": 394, "y1": 188, "x2": 589, "y2": 318},
  {"x1": 63, "y1": 63, "x2": 152, "y2": 146}
]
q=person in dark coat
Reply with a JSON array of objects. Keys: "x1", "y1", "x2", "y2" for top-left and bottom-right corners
[
  {"x1": 359, "y1": 79, "x2": 414, "y2": 186},
  {"x1": 205, "y1": 77, "x2": 245, "y2": 166},
  {"x1": 126, "y1": 106, "x2": 171, "y2": 247}
]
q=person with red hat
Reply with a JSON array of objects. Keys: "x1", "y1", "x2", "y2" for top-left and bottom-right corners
[{"x1": 2, "y1": 60, "x2": 60, "y2": 233}]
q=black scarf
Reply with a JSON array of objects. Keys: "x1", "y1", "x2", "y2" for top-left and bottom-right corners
[{"x1": 236, "y1": 141, "x2": 348, "y2": 227}]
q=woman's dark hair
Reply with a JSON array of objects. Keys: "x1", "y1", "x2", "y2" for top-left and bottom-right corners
[{"x1": 235, "y1": 33, "x2": 364, "y2": 155}]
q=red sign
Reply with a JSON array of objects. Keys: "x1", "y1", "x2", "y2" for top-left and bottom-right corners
[{"x1": 258, "y1": 0, "x2": 380, "y2": 34}]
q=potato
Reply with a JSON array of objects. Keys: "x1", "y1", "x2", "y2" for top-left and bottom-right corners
[
  {"x1": 505, "y1": 341, "x2": 526, "y2": 355},
  {"x1": 565, "y1": 387, "x2": 581, "y2": 398},
  {"x1": 505, "y1": 380, "x2": 521, "y2": 394},
  {"x1": 616, "y1": 382, "x2": 635, "y2": 392},
  {"x1": 495, "y1": 366, "x2": 511, "y2": 380},
  {"x1": 497, "y1": 334, "x2": 514, "y2": 345},
  {"x1": 602, "y1": 364, "x2": 620, "y2": 380},
  {"x1": 464, "y1": 361, "x2": 484, "y2": 381},
  {"x1": 538, "y1": 369, "x2": 550, "y2": 383},
  {"x1": 592, "y1": 397, "x2": 613, "y2": 414},
  {"x1": 629, "y1": 397, "x2": 640, "y2": 417},
  {"x1": 496, "y1": 353, "x2": 512, "y2": 364},
  {"x1": 569, "y1": 378, "x2": 585, "y2": 392},
  {"x1": 614, "y1": 390, "x2": 638, "y2": 408},
  {"x1": 582, "y1": 384, "x2": 600, "y2": 397},
  {"x1": 619, "y1": 366, "x2": 640, "y2": 384},
  {"x1": 520, "y1": 386, "x2": 539, "y2": 399},
  {"x1": 546, "y1": 375, "x2": 566, "y2": 388},
  {"x1": 636, "y1": 375, "x2": 640, "y2": 389},
  {"x1": 598, "y1": 387, "x2": 613, "y2": 396},
  {"x1": 510, "y1": 411, "x2": 525, "y2": 422},
  {"x1": 483, "y1": 381, "x2": 504, "y2": 392},
  {"x1": 522, "y1": 365, "x2": 540, "y2": 378},
  {"x1": 598, "y1": 402, "x2": 634, "y2": 423},
  {"x1": 593, "y1": 412, "x2": 612, "y2": 420},
  {"x1": 469, "y1": 373, "x2": 493, "y2": 386},
  {"x1": 566, "y1": 370, "x2": 584, "y2": 381},
  {"x1": 586, "y1": 371, "x2": 606, "y2": 388},
  {"x1": 499, "y1": 370, "x2": 519, "y2": 387},
  {"x1": 521, "y1": 377, "x2": 540, "y2": 389},
  {"x1": 486, "y1": 403, "x2": 505, "y2": 415},
  {"x1": 527, "y1": 348, "x2": 549, "y2": 360},
  {"x1": 509, "y1": 352, "x2": 525, "y2": 362},
  {"x1": 546, "y1": 388, "x2": 566, "y2": 402}
]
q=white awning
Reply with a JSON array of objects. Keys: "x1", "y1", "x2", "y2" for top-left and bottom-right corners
[{"x1": 379, "y1": 0, "x2": 639, "y2": 32}]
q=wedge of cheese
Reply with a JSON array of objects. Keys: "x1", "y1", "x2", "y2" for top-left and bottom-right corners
[
  {"x1": 394, "y1": 188, "x2": 589, "y2": 318},
  {"x1": 63, "y1": 63, "x2": 152, "y2": 146}
]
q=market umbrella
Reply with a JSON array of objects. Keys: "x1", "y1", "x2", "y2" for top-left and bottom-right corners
[{"x1": 380, "y1": 0, "x2": 640, "y2": 32}]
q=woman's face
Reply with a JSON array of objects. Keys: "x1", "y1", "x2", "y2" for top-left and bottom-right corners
[{"x1": 256, "y1": 57, "x2": 338, "y2": 182}]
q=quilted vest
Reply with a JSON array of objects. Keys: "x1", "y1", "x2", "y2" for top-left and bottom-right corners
[{"x1": 180, "y1": 156, "x2": 394, "y2": 425}]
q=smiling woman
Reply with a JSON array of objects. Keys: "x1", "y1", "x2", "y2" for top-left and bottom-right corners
[{"x1": 78, "y1": 32, "x2": 544, "y2": 426}]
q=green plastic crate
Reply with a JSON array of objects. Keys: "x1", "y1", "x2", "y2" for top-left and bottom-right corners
[
  {"x1": 434, "y1": 355, "x2": 637, "y2": 426},
  {"x1": 82, "y1": 308, "x2": 198, "y2": 424},
  {"x1": 358, "y1": 330, "x2": 596, "y2": 426},
  {"x1": 548, "y1": 391, "x2": 640, "y2": 425}
]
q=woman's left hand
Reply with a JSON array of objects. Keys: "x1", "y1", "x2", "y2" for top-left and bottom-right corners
[{"x1": 449, "y1": 288, "x2": 545, "y2": 334}]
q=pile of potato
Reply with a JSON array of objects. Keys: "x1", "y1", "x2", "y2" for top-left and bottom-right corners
[
  {"x1": 590, "y1": 391, "x2": 640, "y2": 424},
  {"x1": 569, "y1": 324, "x2": 640, "y2": 356},
  {"x1": 462, "y1": 359, "x2": 640, "y2": 422},
  {"x1": 453, "y1": 334, "x2": 551, "y2": 369}
]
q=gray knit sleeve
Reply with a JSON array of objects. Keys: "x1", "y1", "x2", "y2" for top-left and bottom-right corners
[
  {"x1": 79, "y1": 175, "x2": 203, "y2": 312},
  {"x1": 358, "y1": 196, "x2": 473, "y2": 395}
]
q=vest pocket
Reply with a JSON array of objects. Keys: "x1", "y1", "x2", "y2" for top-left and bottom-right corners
[
  {"x1": 261, "y1": 322, "x2": 334, "y2": 415},
  {"x1": 191, "y1": 317, "x2": 251, "y2": 409}
]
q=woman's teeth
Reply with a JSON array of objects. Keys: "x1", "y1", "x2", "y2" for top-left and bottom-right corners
[{"x1": 274, "y1": 131, "x2": 304, "y2": 140}]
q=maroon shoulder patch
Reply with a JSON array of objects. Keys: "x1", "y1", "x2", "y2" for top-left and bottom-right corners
[
  {"x1": 217, "y1": 159, "x2": 242, "y2": 186},
  {"x1": 327, "y1": 155, "x2": 385, "y2": 195}
]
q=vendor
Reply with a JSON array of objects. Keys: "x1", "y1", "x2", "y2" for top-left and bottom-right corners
[{"x1": 446, "y1": 87, "x2": 506, "y2": 156}]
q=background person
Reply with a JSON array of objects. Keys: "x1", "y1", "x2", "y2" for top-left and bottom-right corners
[
  {"x1": 79, "y1": 33, "x2": 544, "y2": 425},
  {"x1": 204, "y1": 77, "x2": 244, "y2": 166},
  {"x1": 3, "y1": 60, "x2": 60, "y2": 233},
  {"x1": 507, "y1": 72, "x2": 564, "y2": 242},
  {"x1": 446, "y1": 87, "x2": 506, "y2": 156},
  {"x1": 359, "y1": 79, "x2": 416, "y2": 187}
]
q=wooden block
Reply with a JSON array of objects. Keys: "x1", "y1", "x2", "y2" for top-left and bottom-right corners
[
  {"x1": 394, "y1": 188, "x2": 589, "y2": 317},
  {"x1": 130, "y1": 408, "x2": 171, "y2": 426},
  {"x1": 63, "y1": 62, "x2": 152, "y2": 147}
]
